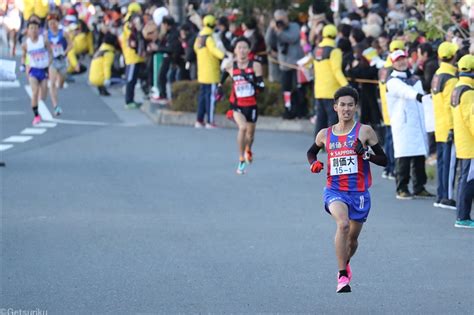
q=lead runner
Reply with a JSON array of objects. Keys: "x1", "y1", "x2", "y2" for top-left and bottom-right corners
[{"x1": 307, "y1": 86, "x2": 387, "y2": 293}]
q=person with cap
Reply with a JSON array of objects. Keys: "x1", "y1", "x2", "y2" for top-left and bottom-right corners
[
  {"x1": 46, "y1": 12, "x2": 72, "y2": 116},
  {"x1": 450, "y1": 54, "x2": 474, "y2": 228},
  {"x1": 89, "y1": 32, "x2": 116, "y2": 96},
  {"x1": 266, "y1": 9, "x2": 305, "y2": 119},
  {"x1": 193, "y1": 14, "x2": 225, "y2": 128},
  {"x1": 386, "y1": 49, "x2": 434, "y2": 200},
  {"x1": 121, "y1": 2, "x2": 146, "y2": 109},
  {"x1": 431, "y1": 42, "x2": 459, "y2": 210},
  {"x1": 312, "y1": 24, "x2": 349, "y2": 135},
  {"x1": 378, "y1": 39, "x2": 405, "y2": 180}
]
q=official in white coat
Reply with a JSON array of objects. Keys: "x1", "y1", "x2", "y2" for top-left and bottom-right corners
[{"x1": 386, "y1": 50, "x2": 434, "y2": 200}]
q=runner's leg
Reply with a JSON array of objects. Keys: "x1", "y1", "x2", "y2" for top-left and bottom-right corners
[
  {"x1": 49, "y1": 67, "x2": 58, "y2": 108},
  {"x1": 29, "y1": 76, "x2": 40, "y2": 110},
  {"x1": 39, "y1": 75, "x2": 48, "y2": 103},
  {"x1": 328, "y1": 201, "x2": 350, "y2": 271},
  {"x1": 233, "y1": 110, "x2": 247, "y2": 160},
  {"x1": 245, "y1": 122, "x2": 256, "y2": 152},
  {"x1": 347, "y1": 220, "x2": 363, "y2": 260}
]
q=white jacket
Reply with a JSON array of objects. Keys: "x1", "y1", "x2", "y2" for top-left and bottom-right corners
[{"x1": 386, "y1": 70, "x2": 428, "y2": 158}]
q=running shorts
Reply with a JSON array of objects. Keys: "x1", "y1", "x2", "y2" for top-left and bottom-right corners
[
  {"x1": 51, "y1": 57, "x2": 68, "y2": 76},
  {"x1": 29, "y1": 67, "x2": 48, "y2": 82},
  {"x1": 232, "y1": 105, "x2": 258, "y2": 123},
  {"x1": 323, "y1": 187, "x2": 371, "y2": 222}
]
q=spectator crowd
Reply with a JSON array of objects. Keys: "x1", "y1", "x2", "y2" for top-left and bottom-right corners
[{"x1": 1, "y1": 0, "x2": 473, "y2": 228}]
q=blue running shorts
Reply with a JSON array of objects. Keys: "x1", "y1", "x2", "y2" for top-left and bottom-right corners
[
  {"x1": 29, "y1": 67, "x2": 48, "y2": 82},
  {"x1": 323, "y1": 187, "x2": 371, "y2": 222}
]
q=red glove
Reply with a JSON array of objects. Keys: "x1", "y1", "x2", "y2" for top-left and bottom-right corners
[
  {"x1": 310, "y1": 160, "x2": 324, "y2": 173},
  {"x1": 226, "y1": 109, "x2": 234, "y2": 120}
]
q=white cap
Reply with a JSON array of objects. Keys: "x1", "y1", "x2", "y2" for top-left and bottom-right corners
[{"x1": 390, "y1": 49, "x2": 407, "y2": 62}]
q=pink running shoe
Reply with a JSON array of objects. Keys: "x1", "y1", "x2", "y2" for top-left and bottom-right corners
[
  {"x1": 346, "y1": 263, "x2": 352, "y2": 281},
  {"x1": 336, "y1": 273, "x2": 351, "y2": 293},
  {"x1": 32, "y1": 115, "x2": 41, "y2": 125}
]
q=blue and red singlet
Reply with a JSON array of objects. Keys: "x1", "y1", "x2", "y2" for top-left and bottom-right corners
[{"x1": 325, "y1": 122, "x2": 372, "y2": 192}]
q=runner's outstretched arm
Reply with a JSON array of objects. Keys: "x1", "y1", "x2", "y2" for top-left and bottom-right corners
[
  {"x1": 367, "y1": 143, "x2": 388, "y2": 167},
  {"x1": 354, "y1": 125, "x2": 388, "y2": 167},
  {"x1": 307, "y1": 129, "x2": 326, "y2": 173}
]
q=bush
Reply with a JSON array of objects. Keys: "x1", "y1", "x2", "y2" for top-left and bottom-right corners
[{"x1": 171, "y1": 80, "x2": 285, "y2": 117}]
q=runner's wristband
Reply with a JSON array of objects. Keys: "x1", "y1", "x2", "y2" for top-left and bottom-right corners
[{"x1": 255, "y1": 76, "x2": 264, "y2": 92}]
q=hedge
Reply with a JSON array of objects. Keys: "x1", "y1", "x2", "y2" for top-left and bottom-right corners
[{"x1": 171, "y1": 80, "x2": 286, "y2": 117}]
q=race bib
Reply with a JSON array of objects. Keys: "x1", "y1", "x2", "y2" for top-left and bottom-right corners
[
  {"x1": 51, "y1": 43, "x2": 64, "y2": 57},
  {"x1": 29, "y1": 48, "x2": 49, "y2": 68},
  {"x1": 234, "y1": 81, "x2": 254, "y2": 98},
  {"x1": 330, "y1": 155, "x2": 358, "y2": 176}
]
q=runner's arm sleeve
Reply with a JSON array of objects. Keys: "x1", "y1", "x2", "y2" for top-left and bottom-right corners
[
  {"x1": 368, "y1": 143, "x2": 387, "y2": 167},
  {"x1": 255, "y1": 76, "x2": 264, "y2": 92},
  {"x1": 307, "y1": 143, "x2": 322, "y2": 164},
  {"x1": 219, "y1": 71, "x2": 229, "y2": 85}
]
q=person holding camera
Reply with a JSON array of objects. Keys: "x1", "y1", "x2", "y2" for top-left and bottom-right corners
[{"x1": 265, "y1": 9, "x2": 304, "y2": 119}]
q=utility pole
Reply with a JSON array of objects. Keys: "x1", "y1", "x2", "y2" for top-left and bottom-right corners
[{"x1": 169, "y1": 0, "x2": 185, "y2": 24}]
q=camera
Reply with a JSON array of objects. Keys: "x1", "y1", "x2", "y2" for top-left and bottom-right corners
[{"x1": 276, "y1": 20, "x2": 285, "y2": 29}]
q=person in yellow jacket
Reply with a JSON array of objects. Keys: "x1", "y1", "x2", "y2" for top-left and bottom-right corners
[
  {"x1": 73, "y1": 20, "x2": 94, "y2": 56},
  {"x1": 378, "y1": 39, "x2": 405, "y2": 180},
  {"x1": 193, "y1": 15, "x2": 224, "y2": 128},
  {"x1": 312, "y1": 24, "x2": 348, "y2": 136},
  {"x1": 120, "y1": 3, "x2": 146, "y2": 109},
  {"x1": 66, "y1": 23, "x2": 87, "y2": 75},
  {"x1": 89, "y1": 33, "x2": 116, "y2": 96},
  {"x1": 23, "y1": 0, "x2": 59, "y2": 27},
  {"x1": 450, "y1": 54, "x2": 474, "y2": 228},
  {"x1": 431, "y1": 42, "x2": 459, "y2": 210}
]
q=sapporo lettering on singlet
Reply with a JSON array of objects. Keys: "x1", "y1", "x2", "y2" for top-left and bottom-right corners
[{"x1": 329, "y1": 139, "x2": 358, "y2": 176}]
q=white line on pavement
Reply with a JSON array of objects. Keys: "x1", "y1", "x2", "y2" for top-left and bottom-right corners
[
  {"x1": 35, "y1": 122, "x2": 58, "y2": 128},
  {"x1": 3, "y1": 135, "x2": 33, "y2": 143},
  {"x1": 24, "y1": 85, "x2": 53, "y2": 121},
  {"x1": 0, "y1": 80, "x2": 20, "y2": 88},
  {"x1": 51, "y1": 118, "x2": 110, "y2": 126},
  {"x1": 0, "y1": 144, "x2": 14, "y2": 151},
  {"x1": 21, "y1": 128, "x2": 47, "y2": 135}
]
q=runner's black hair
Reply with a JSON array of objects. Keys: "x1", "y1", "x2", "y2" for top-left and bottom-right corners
[
  {"x1": 233, "y1": 37, "x2": 251, "y2": 50},
  {"x1": 334, "y1": 86, "x2": 359, "y2": 105}
]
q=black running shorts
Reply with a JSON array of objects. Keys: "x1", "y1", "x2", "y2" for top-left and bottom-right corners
[{"x1": 233, "y1": 105, "x2": 258, "y2": 123}]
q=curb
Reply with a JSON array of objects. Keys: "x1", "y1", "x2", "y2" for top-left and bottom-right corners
[{"x1": 141, "y1": 101, "x2": 314, "y2": 134}]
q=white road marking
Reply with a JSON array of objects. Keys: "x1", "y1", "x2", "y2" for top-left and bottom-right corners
[
  {"x1": 0, "y1": 144, "x2": 14, "y2": 151},
  {"x1": 51, "y1": 118, "x2": 110, "y2": 126},
  {"x1": 3, "y1": 135, "x2": 33, "y2": 143},
  {"x1": 21, "y1": 128, "x2": 47, "y2": 135},
  {"x1": 24, "y1": 85, "x2": 53, "y2": 121},
  {"x1": 35, "y1": 122, "x2": 57, "y2": 128},
  {"x1": 0, "y1": 80, "x2": 20, "y2": 88}
]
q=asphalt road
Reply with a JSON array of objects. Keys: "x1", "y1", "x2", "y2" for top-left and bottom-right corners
[{"x1": 1, "y1": 62, "x2": 473, "y2": 314}]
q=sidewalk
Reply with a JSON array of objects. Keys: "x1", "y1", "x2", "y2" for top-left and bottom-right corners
[{"x1": 141, "y1": 100, "x2": 314, "y2": 133}]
